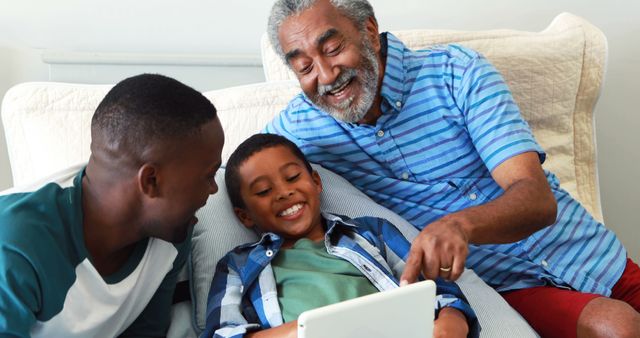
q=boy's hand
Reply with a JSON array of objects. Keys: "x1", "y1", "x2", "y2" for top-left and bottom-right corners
[
  {"x1": 246, "y1": 320, "x2": 298, "y2": 338},
  {"x1": 434, "y1": 307, "x2": 469, "y2": 338}
]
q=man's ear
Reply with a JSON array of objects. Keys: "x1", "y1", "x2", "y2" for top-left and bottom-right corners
[
  {"x1": 234, "y1": 207, "x2": 256, "y2": 229},
  {"x1": 312, "y1": 170, "x2": 323, "y2": 194},
  {"x1": 364, "y1": 16, "x2": 381, "y2": 52},
  {"x1": 138, "y1": 163, "x2": 161, "y2": 198}
]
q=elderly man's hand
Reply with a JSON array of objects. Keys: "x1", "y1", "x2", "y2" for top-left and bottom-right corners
[{"x1": 400, "y1": 214, "x2": 470, "y2": 283}]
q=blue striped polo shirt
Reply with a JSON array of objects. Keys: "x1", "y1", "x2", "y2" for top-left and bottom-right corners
[{"x1": 265, "y1": 33, "x2": 627, "y2": 295}]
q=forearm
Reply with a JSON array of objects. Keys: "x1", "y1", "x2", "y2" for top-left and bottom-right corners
[
  {"x1": 449, "y1": 175, "x2": 557, "y2": 244},
  {"x1": 400, "y1": 152, "x2": 556, "y2": 281},
  {"x1": 245, "y1": 321, "x2": 297, "y2": 338}
]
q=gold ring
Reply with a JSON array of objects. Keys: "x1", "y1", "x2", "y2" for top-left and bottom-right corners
[{"x1": 439, "y1": 266, "x2": 452, "y2": 272}]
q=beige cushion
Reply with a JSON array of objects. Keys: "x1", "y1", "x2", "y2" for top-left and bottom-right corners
[
  {"x1": 1, "y1": 82, "x2": 109, "y2": 188},
  {"x1": 261, "y1": 12, "x2": 606, "y2": 221}
]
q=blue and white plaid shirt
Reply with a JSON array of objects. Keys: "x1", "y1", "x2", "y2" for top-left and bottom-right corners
[
  {"x1": 202, "y1": 213, "x2": 479, "y2": 338},
  {"x1": 265, "y1": 33, "x2": 626, "y2": 296}
]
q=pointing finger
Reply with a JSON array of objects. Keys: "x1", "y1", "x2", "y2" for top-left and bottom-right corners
[{"x1": 400, "y1": 248, "x2": 422, "y2": 285}]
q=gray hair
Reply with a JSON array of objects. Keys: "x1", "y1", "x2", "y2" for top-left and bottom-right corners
[{"x1": 267, "y1": 0, "x2": 376, "y2": 62}]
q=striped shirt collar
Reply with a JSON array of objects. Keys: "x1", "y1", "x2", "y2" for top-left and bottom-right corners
[{"x1": 379, "y1": 32, "x2": 406, "y2": 115}]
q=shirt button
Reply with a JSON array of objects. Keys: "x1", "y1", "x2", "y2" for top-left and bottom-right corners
[
  {"x1": 395, "y1": 101, "x2": 402, "y2": 108},
  {"x1": 376, "y1": 130, "x2": 385, "y2": 137},
  {"x1": 468, "y1": 193, "x2": 478, "y2": 201},
  {"x1": 401, "y1": 172, "x2": 410, "y2": 180},
  {"x1": 541, "y1": 259, "x2": 549, "y2": 267},
  {"x1": 265, "y1": 250, "x2": 274, "y2": 257},
  {"x1": 363, "y1": 264, "x2": 372, "y2": 272}
]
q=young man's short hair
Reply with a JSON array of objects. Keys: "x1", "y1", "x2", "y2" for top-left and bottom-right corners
[
  {"x1": 225, "y1": 133, "x2": 313, "y2": 208},
  {"x1": 91, "y1": 73, "x2": 217, "y2": 164}
]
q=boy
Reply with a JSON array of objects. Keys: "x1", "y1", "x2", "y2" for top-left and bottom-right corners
[{"x1": 202, "y1": 134, "x2": 478, "y2": 338}]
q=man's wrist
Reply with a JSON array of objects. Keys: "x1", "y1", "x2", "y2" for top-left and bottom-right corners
[{"x1": 440, "y1": 213, "x2": 472, "y2": 243}]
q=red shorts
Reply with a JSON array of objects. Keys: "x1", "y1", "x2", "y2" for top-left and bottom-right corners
[{"x1": 500, "y1": 258, "x2": 640, "y2": 338}]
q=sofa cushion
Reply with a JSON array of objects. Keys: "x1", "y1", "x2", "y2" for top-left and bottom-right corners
[
  {"x1": 1, "y1": 82, "x2": 110, "y2": 188},
  {"x1": 260, "y1": 12, "x2": 606, "y2": 221},
  {"x1": 190, "y1": 164, "x2": 538, "y2": 336}
]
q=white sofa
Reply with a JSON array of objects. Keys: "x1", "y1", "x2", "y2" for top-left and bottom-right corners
[{"x1": 1, "y1": 12, "x2": 606, "y2": 338}]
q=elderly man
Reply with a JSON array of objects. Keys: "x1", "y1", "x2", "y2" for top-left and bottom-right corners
[
  {"x1": 0, "y1": 74, "x2": 224, "y2": 337},
  {"x1": 264, "y1": 0, "x2": 640, "y2": 336}
]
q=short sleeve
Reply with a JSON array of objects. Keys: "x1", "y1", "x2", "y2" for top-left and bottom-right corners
[
  {"x1": 451, "y1": 46, "x2": 545, "y2": 171},
  {"x1": 263, "y1": 95, "x2": 313, "y2": 152},
  {"x1": 0, "y1": 248, "x2": 40, "y2": 337}
]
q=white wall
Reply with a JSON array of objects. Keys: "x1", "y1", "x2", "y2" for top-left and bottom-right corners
[{"x1": 0, "y1": 0, "x2": 638, "y2": 260}]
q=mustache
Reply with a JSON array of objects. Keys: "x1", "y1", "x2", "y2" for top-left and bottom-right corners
[{"x1": 317, "y1": 68, "x2": 357, "y2": 96}]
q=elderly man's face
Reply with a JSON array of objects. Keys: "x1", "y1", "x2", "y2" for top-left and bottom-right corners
[{"x1": 278, "y1": 0, "x2": 382, "y2": 124}]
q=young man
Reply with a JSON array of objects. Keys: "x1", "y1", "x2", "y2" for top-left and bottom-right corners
[
  {"x1": 0, "y1": 74, "x2": 224, "y2": 337},
  {"x1": 203, "y1": 133, "x2": 478, "y2": 338},
  {"x1": 264, "y1": 0, "x2": 640, "y2": 336}
]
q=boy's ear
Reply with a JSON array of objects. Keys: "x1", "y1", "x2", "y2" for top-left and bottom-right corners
[
  {"x1": 234, "y1": 207, "x2": 256, "y2": 229},
  {"x1": 312, "y1": 170, "x2": 323, "y2": 193}
]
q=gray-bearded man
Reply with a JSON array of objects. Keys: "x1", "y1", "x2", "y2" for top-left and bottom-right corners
[{"x1": 263, "y1": 0, "x2": 640, "y2": 336}]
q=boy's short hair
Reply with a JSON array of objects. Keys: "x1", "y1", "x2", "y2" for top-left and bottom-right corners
[{"x1": 225, "y1": 133, "x2": 313, "y2": 208}]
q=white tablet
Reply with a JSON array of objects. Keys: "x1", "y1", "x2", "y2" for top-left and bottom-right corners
[{"x1": 298, "y1": 280, "x2": 436, "y2": 338}]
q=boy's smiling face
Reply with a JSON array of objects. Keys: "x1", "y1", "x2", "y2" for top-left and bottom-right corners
[{"x1": 234, "y1": 145, "x2": 324, "y2": 248}]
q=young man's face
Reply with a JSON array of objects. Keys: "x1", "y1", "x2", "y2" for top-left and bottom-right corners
[
  {"x1": 234, "y1": 145, "x2": 324, "y2": 248},
  {"x1": 278, "y1": 0, "x2": 383, "y2": 124},
  {"x1": 143, "y1": 118, "x2": 224, "y2": 243}
]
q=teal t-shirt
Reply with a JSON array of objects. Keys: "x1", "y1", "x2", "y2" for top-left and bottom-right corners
[
  {"x1": 271, "y1": 238, "x2": 379, "y2": 323},
  {"x1": 0, "y1": 167, "x2": 189, "y2": 337}
]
